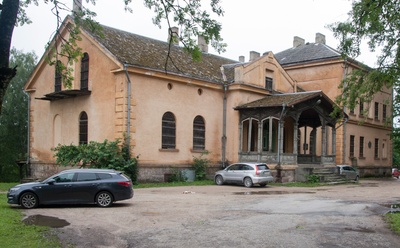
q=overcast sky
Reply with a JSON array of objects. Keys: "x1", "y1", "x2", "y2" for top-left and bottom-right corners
[{"x1": 10, "y1": 0, "x2": 377, "y2": 67}]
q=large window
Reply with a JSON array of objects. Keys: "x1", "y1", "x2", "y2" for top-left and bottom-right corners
[
  {"x1": 383, "y1": 104, "x2": 387, "y2": 122},
  {"x1": 374, "y1": 102, "x2": 379, "y2": 120},
  {"x1": 359, "y1": 136, "x2": 364, "y2": 158},
  {"x1": 80, "y1": 53, "x2": 89, "y2": 90},
  {"x1": 349, "y1": 135, "x2": 355, "y2": 158},
  {"x1": 162, "y1": 112, "x2": 176, "y2": 149},
  {"x1": 55, "y1": 60, "x2": 62, "y2": 92},
  {"x1": 359, "y1": 101, "x2": 364, "y2": 116},
  {"x1": 193, "y1": 116, "x2": 205, "y2": 151},
  {"x1": 79, "y1": 112, "x2": 88, "y2": 145},
  {"x1": 374, "y1": 138, "x2": 379, "y2": 159}
]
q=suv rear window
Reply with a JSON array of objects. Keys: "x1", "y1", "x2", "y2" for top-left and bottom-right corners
[{"x1": 256, "y1": 164, "x2": 269, "y2": 170}]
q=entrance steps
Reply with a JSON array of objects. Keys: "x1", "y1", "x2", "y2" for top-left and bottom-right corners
[{"x1": 311, "y1": 167, "x2": 349, "y2": 184}]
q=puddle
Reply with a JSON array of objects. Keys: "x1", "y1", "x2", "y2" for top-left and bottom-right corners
[
  {"x1": 382, "y1": 204, "x2": 400, "y2": 213},
  {"x1": 23, "y1": 214, "x2": 70, "y2": 228},
  {"x1": 234, "y1": 191, "x2": 316, "y2": 195}
]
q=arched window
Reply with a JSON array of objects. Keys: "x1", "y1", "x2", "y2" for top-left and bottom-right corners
[
  {"x1": 79, "y1": 112, "x2": 88, "y2": 145},
  {"x1": 80, "y1": 53, "x2": 89, "y2": 90},
  {"x1": 55, "y1": 60, "x2": 62, "y2": 92},
  {"x1": 193, "y1": 116, "x2": 205, "y2": 150},
  {"x1": 162, "y1": 112, "x2": 176, "y2": 149}
]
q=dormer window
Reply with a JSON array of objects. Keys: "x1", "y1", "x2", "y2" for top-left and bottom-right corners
[{"x1": 265, "y1": 77, "x2": 273, "y2": 91}]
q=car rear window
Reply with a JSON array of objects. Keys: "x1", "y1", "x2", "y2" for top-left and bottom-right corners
[
  {"x1": 97, "y1": 173, "x2": 112, "y2": 180},
  {"x1": 256, "y1": 164, "x2": 269, "y2": 170}
]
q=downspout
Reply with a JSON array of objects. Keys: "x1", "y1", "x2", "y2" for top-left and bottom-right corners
[
  {"x1": 342, "y1": 58, "x2": 348, "y2": 164},
  {"x1": 124, "y1": 63, "x2": 132, "y2": 156},
  {"x1": 220, "y1": 66, "x2": 228, "y2": 168},
  {"x1": 23, "y1": 91, "x2": 30, "y2": 167}
]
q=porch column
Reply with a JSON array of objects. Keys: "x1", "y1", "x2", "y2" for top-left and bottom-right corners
[
  {"x1": 332, "y1": 127, "x2": 336, "y2": 155},
  {"x1": 311, "y1": 128, "x2": 317, "y2": 162},
  {"x1": 293, "y1": 121, "x2": 298, "y2": 155},
  {"x1": 257, "y1": 121, "x2": 262, "y2": 162},
  {"x1": 321, "y1": 122, "x2": 327, "y2": 157},
  {"x1": 247, "y1": 118, "x2": 252, "y2": 152},
  {"x1": 278, "y1": 120, "x2": 284, "y2": 161}
]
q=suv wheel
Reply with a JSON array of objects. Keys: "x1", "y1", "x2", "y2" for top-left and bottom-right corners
[
  {"x1": 215, "y1": 175, "x2": 224, "y2": 185},
  {"x1": 243, "y1": 177, "x2": 253, "y2": 188}
]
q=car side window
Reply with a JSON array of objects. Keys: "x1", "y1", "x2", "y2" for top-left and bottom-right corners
[
  {"x1": 76, "y1": 172, "x2": 98, "y2": 182},
  {"x1": 53, "y1": 172, "x2": 75, "y2": 183},
  {"x1": 242, "y1": 165, "x2": 253, "y2": 170},
  {"x1": 228, "y1": 165, "x2": 240, "y2": 171},
  {"x1": 97, "y1": 173, "x2": 112, "y2": 180}
]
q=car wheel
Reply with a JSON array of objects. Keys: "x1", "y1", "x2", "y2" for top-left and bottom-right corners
[
  {"x1": 215, "y1": 175, "x2": 224, "y2": 185},
  {"x1": 259, "y1": 183, "x2": 267, "y2": 187},
  {"x1": 355, "y1": 175, "x2": 359, "y2": 182},
  {"x1": 20, "y1": 192, "x2": 39, "y2": 209},
  {"x1": 96, "y1": 191, "x2": 113, "y2": 207},
  {"x1": 244, "y1": 177, "x2": 253, "y2": 188}
]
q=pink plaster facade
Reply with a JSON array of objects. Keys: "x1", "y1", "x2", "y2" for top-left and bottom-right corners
[{"x1": 24, "y1": 18, "x2": 392, "y2": 181}]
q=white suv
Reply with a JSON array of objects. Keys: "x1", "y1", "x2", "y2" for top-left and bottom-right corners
[{"x1": 215, "y1": 162, "x2": 274, "y2": 187}]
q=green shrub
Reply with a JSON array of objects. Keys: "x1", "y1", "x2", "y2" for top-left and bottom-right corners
[
  {"x1": 52, "y1": 139, "x2": 138, "y2": 183},
  {"x1": 306, "y1": 174, "x2": 320, "y2": 183},
  {"x1": 167, "y1": 168, "x2": 187, "y2": 182},
  {"x1": 192, "y1": 151, "x2": 210, "y2": 180}
]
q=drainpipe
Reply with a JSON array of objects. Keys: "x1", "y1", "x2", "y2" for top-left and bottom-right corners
[
  {"x1": 342, "y1": 58, "x2": 348, "y2": 164},
  {"x1": 23, "y1": 90, "x2": 30, "y2": 171},
  {"x1": 220, "y1": 66, "x2": 228, "y2": 168},
  {"x1": 124, "y1": 63, "x2": 132, "y2": 156}
]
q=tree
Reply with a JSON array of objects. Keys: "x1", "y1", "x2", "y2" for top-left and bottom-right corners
[
  {"x1": 0, "y1": 48, "x2": 37, "y2": 181},
  {"x1": 0, "y1": 0, "x2": 225, "y2": 114},
  {"x1": 329, "y1": 0, "x2": 399, "y2": 118}
]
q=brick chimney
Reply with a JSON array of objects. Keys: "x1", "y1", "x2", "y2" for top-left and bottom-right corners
[
  {"x1": 198, "y1": 35, "x2": 208, "y2": 53},
  {"x1": 315, "y1": 33, "x2": 326, "y2": 44},
  {"x1": 249, "y1": 51, "x2": 260, "y2": 61},
  {"x1": 239, "y1": 56, "x2": 245, "y2": 62},
  {"x1": 72, "y1": 0, "x2": 82, "y2": 16},
  {"x1": 168, "y1": 27, "x2": 179, "y2": 46},
  {"x1": 293, "y1": 36, "x2": 305, "y2": 47}
]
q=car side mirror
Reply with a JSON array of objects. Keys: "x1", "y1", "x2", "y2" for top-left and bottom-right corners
[{"x1": 47, "y1": 179, "x2": 56, "y2": 185}]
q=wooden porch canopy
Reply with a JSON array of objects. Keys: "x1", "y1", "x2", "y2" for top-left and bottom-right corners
[{"x1": 235, "y1": 91, "x2": 345, "y2": 166}]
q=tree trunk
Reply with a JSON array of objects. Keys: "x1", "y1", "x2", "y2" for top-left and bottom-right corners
[{"x1": 0, "y1": 0, "x2": 20, "y2": 114}]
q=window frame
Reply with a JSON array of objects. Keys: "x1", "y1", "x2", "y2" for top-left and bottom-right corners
[
  {"x1": 80, "y1": 53, "x2": 89, "y2": 90},
  {"x1": 193, "y1": 115, "x2": 205, "y2": 151},
  {"x1": 55, "y1": 60, "x2": 62, "y2": 92},
  {"x1": 161, "y1": 112, "x2": 176, "y2": 149},
  {"x1": 79, "y1": 112, "x2": 88, "y2": 145}
]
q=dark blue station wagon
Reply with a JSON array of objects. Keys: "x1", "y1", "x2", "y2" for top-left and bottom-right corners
[{"x1": 7, "y1": 168, "x2": 134, "y2": 208}]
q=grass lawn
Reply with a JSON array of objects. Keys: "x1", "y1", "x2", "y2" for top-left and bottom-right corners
[{"x1": 0, "y1": 192, "x2": 61, "y2": 248}]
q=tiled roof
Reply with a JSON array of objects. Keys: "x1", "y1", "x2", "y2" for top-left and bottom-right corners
[
  {"x1": 85, "y1": 24, "x2": 238, "y2": 84},
  {"x1": 275, "y1": 43, "x2": 341, "y2": 66},
  {"x1": 235, "y1": 91, "x2": 325, "y2": 109}
]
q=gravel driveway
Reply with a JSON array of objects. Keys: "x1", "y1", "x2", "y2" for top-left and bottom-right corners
[{"x1": 20, "y1": 178, "x2": 400, "y2": 248}]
